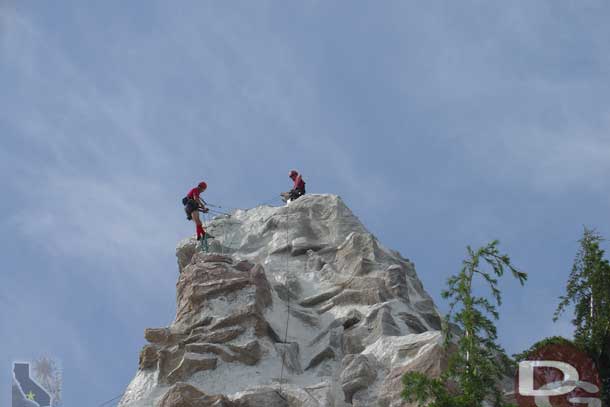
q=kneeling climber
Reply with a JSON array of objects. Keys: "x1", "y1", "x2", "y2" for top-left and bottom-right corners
[
  {"x1": 183, "y1": 181, "x2": 211, "y2": 240},
  {"x1": 281, "y1": 169, "x2": 306, "y2": 202}
]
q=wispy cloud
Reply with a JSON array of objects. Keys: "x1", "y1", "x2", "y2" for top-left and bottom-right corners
[
  {"x1": 503, "y1": 123, "x2": 610, "y2": 192},
  {"x1": 1, "y1": 7, "x2": 180, "y2": 264},
  {"x1": 2, "y1": 2, "x2": 610, "y2": 406},
  {"x1": 455, "y1": 110, "x2": 610, "y2": 194},
  {"x1": 9, "y1": 173, "x2": 176, "y2": 258}
]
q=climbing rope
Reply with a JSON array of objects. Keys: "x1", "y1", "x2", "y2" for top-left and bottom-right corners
[
  {"x1": 278, "y1": 214, "x2": 291, "y2": 395},
  {"x1": 211, "y1": 193, "x2": 288, "y2": 253},
  {"x1": 202, "y1": 209, "x2": 244, "y2": 255},
  {"x1": 208, "y1": 208, "x2": 232, "y2": 216},
  {"x1": 94, "y1": 392, "x2": 125, "y2": 407},
  {"x1": 258, "y1": 194, "x2": 283, "y2": 207},
  {"x1": 204, "y1": 201, "x2": 240, "y2": 211},
  {"x1": 219, "y1": 212, "x2": 225, "y2": 255}
]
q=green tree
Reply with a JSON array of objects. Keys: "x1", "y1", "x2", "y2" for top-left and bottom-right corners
[
  {"x1": 402, "y1": 240, "x2": 527, "y2": 407},
  {"x1": 554, "y1": 227, "x2": 610, "y2": 403}
]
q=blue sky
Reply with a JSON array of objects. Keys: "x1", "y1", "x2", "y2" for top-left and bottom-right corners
[{"x1": 2, "y1": 1, "x2": 610, "y2": 405}]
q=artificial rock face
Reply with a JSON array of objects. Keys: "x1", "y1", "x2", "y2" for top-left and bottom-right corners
[{"x1": 119, "y1": 195, "x2": 448, "y2": 407}]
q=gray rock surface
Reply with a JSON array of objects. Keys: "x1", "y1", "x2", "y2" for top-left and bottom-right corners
[{"x1": 119, "y1": 195, "x2": 447, "y2": 407}]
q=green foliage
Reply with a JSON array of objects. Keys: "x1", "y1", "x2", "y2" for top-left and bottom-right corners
[
  {"x1": 401, "y1": 372, "x2": 477, "y2": 407},
  {"x1": 402, "y1": 240, "x2": 526, "y2": 407},
  {"x1": 512, "y1": 336, "x2": 576, "y2": 362},
  {"x1": 554, "y1": 227, "x2": 610, "y2": 403}
]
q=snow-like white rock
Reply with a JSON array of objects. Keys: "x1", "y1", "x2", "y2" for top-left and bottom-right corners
[{"x1": 119, "y1": 194, "x2": 447, "y2": 407}]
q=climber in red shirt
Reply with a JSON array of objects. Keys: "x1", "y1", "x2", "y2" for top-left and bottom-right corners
[
  {"x1": 182, "y1": 181, "x2": 210, "y2": 240},
  {"x1": 281, "y1": 170, "x2": 306, "y2": 202}
]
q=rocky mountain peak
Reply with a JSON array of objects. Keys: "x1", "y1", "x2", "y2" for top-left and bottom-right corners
[{"x1": 119, "y1": 194, "x2": 450, "y2": 407}]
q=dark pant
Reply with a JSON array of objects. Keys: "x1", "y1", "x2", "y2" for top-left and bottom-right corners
[
  {"x1": 184, "y1": 198, "x2": 199, "y2": 220},
  {"x1": 289, "y1": 188, "x2": 305, "y2": 201}
]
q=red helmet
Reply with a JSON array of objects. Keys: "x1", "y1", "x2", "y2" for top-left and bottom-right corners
[
  {"x1": 288, "y1": 170, "x2": 298, "y2": 178},
  {"x1": 198, "y1": 181, "x2": 207, "y2": 190}
]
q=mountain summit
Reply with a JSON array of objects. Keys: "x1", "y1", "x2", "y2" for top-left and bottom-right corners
[{"x1": 119, "y1": 194, "x2": 450, "y2": 407}]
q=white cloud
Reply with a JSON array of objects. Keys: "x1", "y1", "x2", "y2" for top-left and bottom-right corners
[
  {"x1": 3, "y1": 3, "x2": 610, "y2": 405},
  {"x1": 9, "y1": 172, "x2": 177, "y2": 259},
  {"x1": 0, "y1": 8, "x2": 184, "y2": 270},
  {"x1": 487, "y1": 120, "x2": 610, "y2": 193}
]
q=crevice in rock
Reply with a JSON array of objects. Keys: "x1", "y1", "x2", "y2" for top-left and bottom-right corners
[{"x1": 342, "y1": 315, "x2": 361, "y2": 330}]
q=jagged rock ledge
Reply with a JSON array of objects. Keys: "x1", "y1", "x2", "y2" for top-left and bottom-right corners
[{"x1": 119, "y1": 194, "x2": 448, "y2": 407}]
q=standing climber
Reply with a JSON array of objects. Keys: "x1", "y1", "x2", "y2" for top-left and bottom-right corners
[
  {"x1": 281, "y1": 170, "x2": 306, "y2": 202},
  {"x1": 183, "y1": 181, "x2": 210, "y2": 240}
]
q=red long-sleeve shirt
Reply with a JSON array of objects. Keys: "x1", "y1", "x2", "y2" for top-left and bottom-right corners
[
  {"x1": 187, "y1": 187, "x2": 202, "y2": 199},
  {"x1": 293, "y1": 175, "x2": 305, "y2": 190}
]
